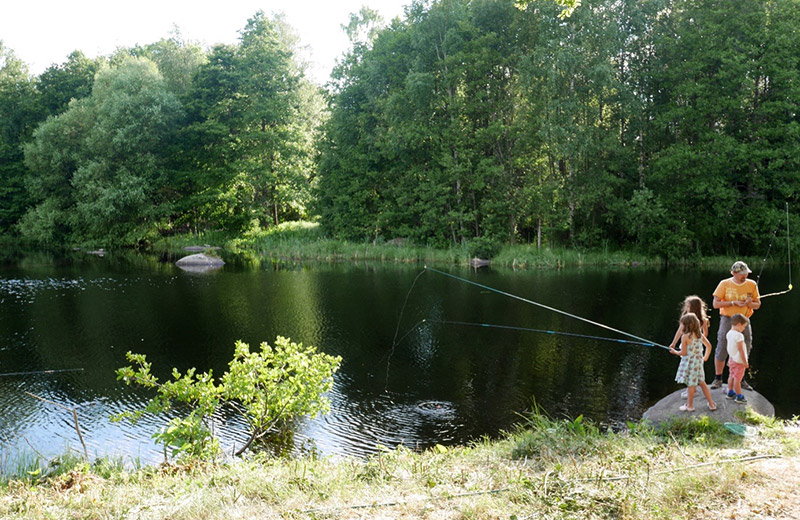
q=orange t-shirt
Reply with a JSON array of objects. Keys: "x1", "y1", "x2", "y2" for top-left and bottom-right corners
[{"x1": 713, "y1": 278, "x2": 760, "y2": 318}]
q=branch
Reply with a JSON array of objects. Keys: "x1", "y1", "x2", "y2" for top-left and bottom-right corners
[{"x1": 24, "y1": 392, "x2": 88, "y2": 459}]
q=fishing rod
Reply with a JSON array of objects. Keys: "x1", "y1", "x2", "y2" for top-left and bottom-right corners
[
  {"x1": 0, "y1": 368, "x2": 84, "y2": 378},
  {"x1": 757, "y1": 202, "x2": 793, "y2": 299},
  {"x1": 424, "y1": 266, "x2": 670, "y2": 350}
]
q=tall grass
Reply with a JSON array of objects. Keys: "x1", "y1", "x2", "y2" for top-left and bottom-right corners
[
  {"x1": 152, "y1": 221, "x2": 782, "y2": 270},
  {"x1": 2, "y1": 414, "x2": 795, "y2": 519}
]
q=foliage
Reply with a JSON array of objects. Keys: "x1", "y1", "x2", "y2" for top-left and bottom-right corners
[
  {"x1": 2, "y1": 1, "x2": 799, "y2": 257},
  {"x1": 114, "y1": 337, "x2": 341, "y2": 461},
  {"x1": 316, "y1": 0, "x2": 800, "y2": 258}
]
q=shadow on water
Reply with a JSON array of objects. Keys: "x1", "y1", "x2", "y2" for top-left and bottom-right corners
[{"x1": 1, "y1": 249, "x2": 798, "y2": 467}]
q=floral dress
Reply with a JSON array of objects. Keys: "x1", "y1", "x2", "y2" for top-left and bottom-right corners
[{"x1": 675, "y1": 335, "x2": 705, "y2": 386}]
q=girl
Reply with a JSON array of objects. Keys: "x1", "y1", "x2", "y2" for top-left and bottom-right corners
[
  {"x1": 668, "y1": 295, "x2": 710, "y2": 350},
  {"x1": 670, "y1": 313, "x2": 717, "y2": 411}
]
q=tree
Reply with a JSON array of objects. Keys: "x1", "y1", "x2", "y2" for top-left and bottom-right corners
[
  {"x1": 36, "y1": 51, "x2": 101, "y2": 117},
  {"x1": 178, "y1": 12, "x2": 322, "y2": 233},
  {"x1": 0, "y1": 43, "x2": 39, "y2": 234},
  {"x1": 22, "y1": 56, "x2": 183, "y2": 245}
]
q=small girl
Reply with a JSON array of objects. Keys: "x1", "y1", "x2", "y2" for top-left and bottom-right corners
[
  {"x1": 668, "y1": 295, "x2": 710, "y2": 350},
  {"x1": 670, "y1": 313, "x2": 717, "y2": 411}
]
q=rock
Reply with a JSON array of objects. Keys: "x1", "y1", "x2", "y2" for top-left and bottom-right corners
[
  {"x1": 642, "y1": 386, "x2": 774, "y2": 426},
  {"x1": 470, "y1": 257, "x2": 490, "y2": 268},
  {"x1": 183, "y1": 246, "x2": 207, "y2": 252},
  {"x1": 175, "y1": 253, "x2": 225, "y2": 272},
  {"x1": 87, "y1": 248, "x2": 105, "y2": 256}
]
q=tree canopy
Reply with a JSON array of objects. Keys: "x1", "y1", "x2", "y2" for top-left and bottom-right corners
[{"x1": 1, "y1": 0, "x2": 798, "y2": 259}]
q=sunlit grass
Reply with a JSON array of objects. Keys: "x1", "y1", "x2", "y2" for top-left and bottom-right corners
[{"x1": 2, "y1": 413, "x2": 796, "y2": 519}]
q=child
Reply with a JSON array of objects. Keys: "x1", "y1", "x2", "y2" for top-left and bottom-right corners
[
  {"x1": 725, "y1": 314, "x2": 750, "y2": 404},
  {"x1": 670, "y1": 314, "x2": 717, "y2": 411},
  {"x1": 668, "y1": 295, "x2": 710, "y2": 351}
]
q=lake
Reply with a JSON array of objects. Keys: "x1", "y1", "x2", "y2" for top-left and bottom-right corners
[{"x1": 1, "y1": 251, "x2": 798, "y2": 468}]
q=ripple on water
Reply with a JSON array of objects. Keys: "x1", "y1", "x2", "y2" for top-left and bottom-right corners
[{"x1": 295, "y1": 387, "x2": 465, "y2": 457}]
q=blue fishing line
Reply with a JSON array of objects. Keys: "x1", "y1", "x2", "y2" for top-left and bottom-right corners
[
  {"x1": 424, "y1": 266, "x2": 670, "y2": 350},
  {"x1": 427, "y1": 319, "x2": 660, "y2": 347}
]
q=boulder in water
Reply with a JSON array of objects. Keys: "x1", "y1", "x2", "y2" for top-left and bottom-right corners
[{"x1": 176, "y1": 253, "x2": 225, "y2": 272}]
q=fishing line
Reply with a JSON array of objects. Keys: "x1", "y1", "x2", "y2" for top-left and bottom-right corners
[
  {"x1": 0, "y1": 368, "x2": 84, "y2": 378},
  {"x1": 425, "y1": 266, "x2": 669, "y2": 350},
  {"x1": 385, "y1": 269, "x2": 428, "y2": 391},
  {"x1": 427, "y1": 319, "x2": 661, "y2": 347},
  {"x1": 393, "y1": 319, "x2": 661, "y2": 348},
  {"x1": 758, "y1": 202, "x2": 793, "y2": 299}
]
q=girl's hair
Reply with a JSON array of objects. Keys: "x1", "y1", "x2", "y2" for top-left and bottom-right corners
[
  {"x1": 681, "y1": 295, "x2": 708, "y2": 326},
  {"x1": 680, "y1": 313, "x2": 702, "y2": 338}
]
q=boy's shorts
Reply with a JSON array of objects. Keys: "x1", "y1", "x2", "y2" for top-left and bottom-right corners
[{"x1": 727, "y1": 359, "x2": 746, "y2": 381}]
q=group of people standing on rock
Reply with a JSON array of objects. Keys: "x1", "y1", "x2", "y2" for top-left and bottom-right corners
[{"x1": 669, "y1": 261, "x2": 761, "y2": 412}]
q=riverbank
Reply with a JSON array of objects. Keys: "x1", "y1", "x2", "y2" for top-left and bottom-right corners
[
  {"x1": 152, "y1": 222, "x2": 765, "y2": 270},
  {"x1": 3, "y1": 411, "x2": 798, "y2": 519}
]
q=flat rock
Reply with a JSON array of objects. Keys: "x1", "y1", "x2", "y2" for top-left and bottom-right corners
[
  {"x1": 642, "y1": 385, "x2": 774, "y2": 425},
  {"x1": 175, "y1": 253, "x2": 225, "y2": 267},
  {"x1": 470, "y1": 257, "x2": 490, "y2": 268}
]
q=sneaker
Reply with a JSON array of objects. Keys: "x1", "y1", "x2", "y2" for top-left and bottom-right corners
[
  {"x1": 741, "y1": 380, "x2": 753, "y2": 391},
  {"x1": 709, "y1": 378, "x2": 723, "y2": 389},
  {"x1": 726, "y1": 391, "x2": 736, "y2": 400},
  {"x1": 735, "y1": 395, "x2": 748, "y2": 404}
]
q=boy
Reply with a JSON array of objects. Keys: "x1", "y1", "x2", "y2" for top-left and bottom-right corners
[{"x1": 725, "y1": 313, "x2": 750, "y2": 404}]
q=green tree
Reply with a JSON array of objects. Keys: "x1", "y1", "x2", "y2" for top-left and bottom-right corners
[
  {"x1": 35, "y1": 50, "x2": 101, "y2": 117},
  {"x1": 0, "y1": 43, "x2": 39, "y2": 234},
  {"x1": 178, "y1": 12, "x2": 322, "y2": 233},
  {"x1": 22, "y1": 57, "x2": 183, "y2": 245}
]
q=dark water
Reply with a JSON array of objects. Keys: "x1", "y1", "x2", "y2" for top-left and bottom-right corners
[{"x1": 1, "y1": 252, "x2": 798, "y2": 468}]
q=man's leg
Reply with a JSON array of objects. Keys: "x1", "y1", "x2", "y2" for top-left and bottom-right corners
[{"x1": 711, "y1": 316, "x2": 731, "y2": 389}]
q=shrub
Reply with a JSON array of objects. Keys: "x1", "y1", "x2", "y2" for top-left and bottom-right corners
[{"x1": 114, "y1": 337, "x2": 342, "y2": 461}]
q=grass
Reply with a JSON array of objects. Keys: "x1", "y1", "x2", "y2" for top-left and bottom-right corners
[
  {"x1": 151, "y1": 221, "x2": 778, "y2": 270},
  {"x1": 2, "y1": 411, "x2": 798, "y2": 519}
]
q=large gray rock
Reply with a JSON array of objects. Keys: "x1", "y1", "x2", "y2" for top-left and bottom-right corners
[
  {"x1": 175, "y1": 253, "x2": 225, "y2": 271},
  {"x1": 642, "y1": 385, "x2": 774, "y2": 426}
]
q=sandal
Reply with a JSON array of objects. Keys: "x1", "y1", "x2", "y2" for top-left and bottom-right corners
[
  {"x1": 708, "y1": 402, "x2": 717, "y2": 411},
  {"x1": 679, "y1": 404, "x2": 695, "y2": 412}
]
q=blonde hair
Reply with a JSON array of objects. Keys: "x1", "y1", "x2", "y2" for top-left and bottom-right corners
[{"x1": 680, "y1": 313, "x2": 702, "y2": 339}]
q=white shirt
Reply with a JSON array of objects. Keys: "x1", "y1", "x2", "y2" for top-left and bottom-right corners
[{"x1": 726, "y1": 328, "x2": 747, "y2": 364}]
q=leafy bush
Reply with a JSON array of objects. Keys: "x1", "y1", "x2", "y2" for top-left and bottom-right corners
[
  {"x1": 468, "y1": 236, "x2": 501, "y2": 259},
  {"x1": 114, "y1": 337, "x2": 341, "y2": 461}
]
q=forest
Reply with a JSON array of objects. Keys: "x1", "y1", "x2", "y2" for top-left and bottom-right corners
[{"x1": 1, "y1": 0, "x2": 799, "y2": 259}]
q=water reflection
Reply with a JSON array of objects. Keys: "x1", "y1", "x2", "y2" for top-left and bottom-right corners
[{"x1": 1, "y1": 254, "x2": 798, "y2": 469}]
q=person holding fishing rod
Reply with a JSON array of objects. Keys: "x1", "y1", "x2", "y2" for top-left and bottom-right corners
[{"x1": 709, "y1": 261, "x2": 761, "y2": 391}]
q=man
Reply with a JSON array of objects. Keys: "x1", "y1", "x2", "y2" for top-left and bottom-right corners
[{"x1": 709, "y1": 261, "x2": 761, "y2": 390}]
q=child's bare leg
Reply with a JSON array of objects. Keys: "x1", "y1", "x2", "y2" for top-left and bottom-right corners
[
  {"x1": 733, "y1": 377, "x2": 742, "y2": 395},
  {"x1": 699, "y1": 381, "x2": 715, "y2": 407},
  {"x1": 687, "y1": 386, "x2": 696, "y2": 409}
]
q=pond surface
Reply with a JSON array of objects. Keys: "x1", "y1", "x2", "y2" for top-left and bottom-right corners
[{"x1": 1, "y1": 252, "x2": 798, "y2": 468}]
